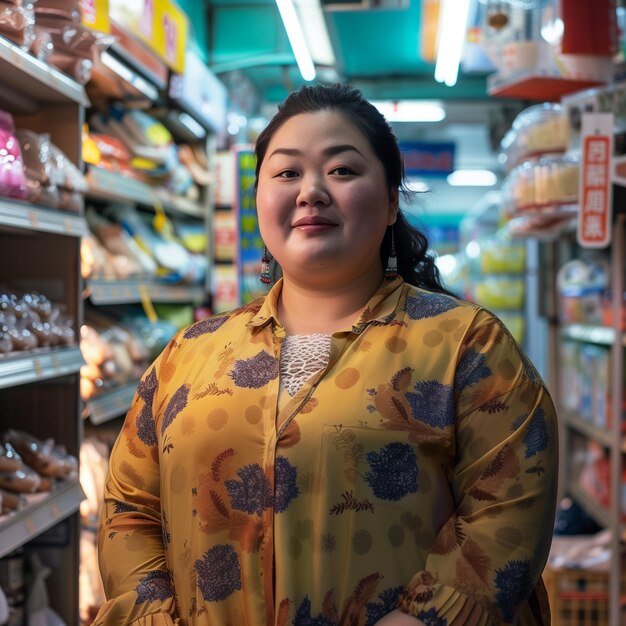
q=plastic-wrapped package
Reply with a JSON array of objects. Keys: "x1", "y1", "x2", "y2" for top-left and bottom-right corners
[
  {"x1": 15, "y1": 130, "x2": 54, "y2": 184},
  {"x1": 0, "y1": 110, "x2": 28, "y2": 200},
  {"x1": 0, "y1": 1, "x2": 35, "y2": 49},
  {"x1": 0, "y1": 442, "x2": 22, "y2": 472},
  {"x1": 499, "y1": 103, "x2": 570, "y2": 171},
  {"x1": 0, "y1": 466, "x2": 41, "y2": 493},
  {"x1": 34, "y1": 0, "x2": 82, "y2": 24},
  {"x1": 4, "y1": 429, "x2": 78, "y2": 479},
  {"x1": 29, "y1": 25, "x2": 54, "y2": 62},
  {"x1": 50, "y1": 143, "x2": 88, "y2": 193},
  {"x1": 47, "y1": 53, "x2": 93, "y2": 84}
]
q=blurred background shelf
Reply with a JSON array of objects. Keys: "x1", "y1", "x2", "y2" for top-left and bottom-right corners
[
  {"x1": 0, "y1": 198, "x2": 87, "y2": 237},
  {"x1": 86, "y1": 279, "x2": 205, "y2": 305},
  {"x1": 0, "y1": 480, "x2": 85, "y2": 558},
  {"x1": 86, "y1": 381, "x2": 138, "y2": 425},
  {"x1": 0, "y1": 346, "x2": 83, "y2": 390}
]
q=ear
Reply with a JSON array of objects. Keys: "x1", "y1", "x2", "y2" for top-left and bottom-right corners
[{"x1": 387, "y1": 188, "x2": 399, "y2": 225}]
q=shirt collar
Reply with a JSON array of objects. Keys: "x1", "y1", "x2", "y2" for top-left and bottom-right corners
[{"x1": 247, "y1": 276, "x2": 405, "y2": 334}]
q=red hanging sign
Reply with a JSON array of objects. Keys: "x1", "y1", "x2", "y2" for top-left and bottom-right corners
[{"x1": 577, "y1": 113, "x2": 614, "y2": 249}]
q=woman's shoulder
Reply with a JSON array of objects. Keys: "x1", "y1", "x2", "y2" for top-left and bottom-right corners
[
  {"x1": 402, "y1": 282, "x2": 485, "y2": 322},
  {"x1": 176, "y1": 298, "x2": 265, "y2": 343}
]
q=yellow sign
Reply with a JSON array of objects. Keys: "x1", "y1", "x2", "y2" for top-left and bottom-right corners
[
  {"x1": 153, "y1": 0, "x2": 188, "y2": 74},
  {"x1": 80, "y1": 0, "x2": 111, "y2": 33},
  {"x1": 108, "y1": 0, "x2": 188, "y2": 73}
]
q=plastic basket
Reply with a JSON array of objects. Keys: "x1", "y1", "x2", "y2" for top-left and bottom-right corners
[{"x1": 544, "y1": 566, "x2": 626, "y2": 626}]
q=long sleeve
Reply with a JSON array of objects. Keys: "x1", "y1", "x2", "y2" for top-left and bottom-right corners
[
  {"x1": 91, "y1": 341, "x2": 181, "y2": 626},
  {"x1": 398, "y1": 309, "x2": 558, "y2": 625}
]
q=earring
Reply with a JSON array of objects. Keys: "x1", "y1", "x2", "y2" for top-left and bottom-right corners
[
  {"x1": 260, "y1": 246, "x2": 272, "y2": 284},
  {"x1": 385, "y1": 226, "x2": 398, "y2": 278}
]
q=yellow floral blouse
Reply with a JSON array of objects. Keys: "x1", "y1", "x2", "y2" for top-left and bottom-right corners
[{"x1": 92, "y1": 277, "x2": 558, "y2": 626}]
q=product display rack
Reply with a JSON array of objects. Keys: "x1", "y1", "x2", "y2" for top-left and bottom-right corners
[
  {"x1": 0, "y1": 35, "x2": 87, "y2": 625},
  {"x1": 553, "y1": 212, "x2": 626, "y2": 626}
]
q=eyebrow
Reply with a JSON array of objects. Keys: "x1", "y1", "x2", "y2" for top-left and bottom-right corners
[{"x1": 268, "y1": 144, "x2": 363, "y2": 159}]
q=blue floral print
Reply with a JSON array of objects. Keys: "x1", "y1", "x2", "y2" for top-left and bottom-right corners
[
  {"x1": 135, "y1": 570, "x2": 174, "y2": 603},
  {"x1": 405, "y1": 380, "x2": 454, "y2": 428},
  {"x1": 365, "y1": 586, "x2": 404, "y2": 626},
  {"x1": 195, "y1": 544, "x2": 242, "y2": 602},
  {"x1": 225, "y1": 464, "x2": 273, "y2": 515},
  {"x1": 274, "y1": 456, "x2": 299, "y2": 513},
  {"x1": 405, "y1": 292, "x2": 458, "y2": 320},
  {"x1": 365, "y1": 442, "x2": 418, "y2": 501},
  {"x1": 454, "y1": 348, "x2": 492, "y2": 391},
  {"x1": 495, "y1": 560, "x2": 534, "y2": 623},
  {"x1": 523, "y1": 408, "x2": 549, "y2": 458},
  {"x1": 183, "y1": 315, "x2": 229, "y2": 338},
  {"x1": 230, "y1": 351, "x2": 279, "y2": 388}
]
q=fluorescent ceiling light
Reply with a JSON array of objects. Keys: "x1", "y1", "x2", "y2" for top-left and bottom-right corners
[
  {"x1": 371, "y1": 100, "x2": 446, "y2": 122},
  {"x1": 447, "y1": 169, "x2": 497, "y2": 187},
  {"x1": 434, "y1": 0, "x2": 471, "y2": 87},
  {"x1": 294, "y1": 0, "x2": 335, "y2": 66},
  {"x1": 275, "y1": 0, "x2": 317, "y2": 81}
]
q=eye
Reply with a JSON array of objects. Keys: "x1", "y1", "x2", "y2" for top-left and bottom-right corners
[
  {"x1": 277, "y1": 170, "x2": 298, "y2": 178},
  {"x1": 330, "y1": 166, "x2": 355, "y2": 176}
]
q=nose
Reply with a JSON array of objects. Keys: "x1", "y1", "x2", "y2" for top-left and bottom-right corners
[{"x1": 296, "y1": 172, "x2": 331, "y2": 207}]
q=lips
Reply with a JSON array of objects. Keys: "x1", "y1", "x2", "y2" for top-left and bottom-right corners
[{"x1": 292, "y1": 216, "x2": 337, "y2": 227}]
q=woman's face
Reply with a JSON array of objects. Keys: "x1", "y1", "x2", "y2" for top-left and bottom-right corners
[{"x1": 256, "y1": 111, "x2": 397, "y2": 286}]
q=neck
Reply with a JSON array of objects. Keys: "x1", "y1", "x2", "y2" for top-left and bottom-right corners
[{"x1": 277, "y1": 268, "x2": 384, "y2": 335}]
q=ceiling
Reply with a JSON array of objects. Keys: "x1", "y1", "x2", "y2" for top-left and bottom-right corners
[
  {"x1": 176, "y1": 0, "x2": 526, "y2": 215},
  {"x1": 184, "y1": 0, "x2": 494, "y2": 104}
]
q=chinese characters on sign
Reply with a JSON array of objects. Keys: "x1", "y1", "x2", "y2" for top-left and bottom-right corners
[{"x1": 577, "y1": 113, "x2": 614, "y2": 248}]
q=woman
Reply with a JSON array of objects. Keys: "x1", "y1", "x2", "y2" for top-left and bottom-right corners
[{"x1": 92, "y1": 84, "x2": 558, "y2": 626}]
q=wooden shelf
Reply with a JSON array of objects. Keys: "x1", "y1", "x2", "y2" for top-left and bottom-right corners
[
  {"x1": 86, "y1": 167, "x2": 204, "y2": 219},
  {"x1": 0, "y1": 198, "x2": 87, "y2": 238},
  {"x1": 86, "y1": 279, "x2": 205, "y2": 305},
  {"x1": 86, "y1": 380, "x2": 138, "y2": 425},
  {"x1": 0, "y1": 346, "x2": 83, "y2": 390},
  {"x1": 563, "y1": 412, "x2": 626, "y2": 452},
  {"x1": 0, "y1": 480, "x2": 85, "y2": 558},
  {"x1": 0, "y1": 35, "x2": 89, "y2": 109},
  {"x1": 560, "y1": 324, "x2": 625, "y2": 346},
  {"x1": 488, "y1": 73, "x2": 603, "y2": 102},
  {"x1": 569, "y1": 483, "x2": 612, "y2": 529}
]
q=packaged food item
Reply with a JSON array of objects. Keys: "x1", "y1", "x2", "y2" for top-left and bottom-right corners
[
  {"x1": 0, "y1": 1, "x2": 35, "y2": 49},
  {"x1": 3, "y1": 429, "x2": 78, "y2": 478},
  {"x1": 0, "y1": 110, "x2": 28, "y2": 200},
  {"x1": 0, "y1": 443, "x2": 22, "y2": 473},
  {"x1": 0, "y1": 466, "x2": 41, "y2": 494}
]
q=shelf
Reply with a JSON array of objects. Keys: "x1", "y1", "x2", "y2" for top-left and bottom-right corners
[
  {"x1": 87, "y1": 279, "x2": 205, "y2": 305},
  {"x1": 85, "y1": 167, "x2": 204, "y2": 219},
  {"x1": 0, "y1": 198, "x2": 87, "y2": 237},
  {"x1": 86, "y1": 380, "x2": 138, "y2": 425},
  {"x1": 0, "y1": 480, "x2": 85, "y2": 558},
  {"x1": 563, "y1": 412, "x2": 626, "y2": 452},
  {"x1": 569, "y1": 483, "x2": 612, "y2": 529},
  {"x1": 0, "y1": 346, "x2": 83, "y2": 390},
  {"x1": 0, "y1": 35, "x2": 89, "y2": 109},
  {"x1": 560, "y1": 324, "x2": 625, "y2": 346},
  {"x1": 488, "y1": 73, "x2": 603, "y2": 102}
]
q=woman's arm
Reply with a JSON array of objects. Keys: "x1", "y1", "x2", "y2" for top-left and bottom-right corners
[
  {"x1": 396, "y1": 310, "x2": 558, "y2": 625},
  {"x1": 91, "y1": 347, "x2": 180, "y2": 625}
]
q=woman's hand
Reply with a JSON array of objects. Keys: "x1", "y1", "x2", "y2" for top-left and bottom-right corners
[{"x1": 374, "y1": 609, "x2": 426, "y2": 625}]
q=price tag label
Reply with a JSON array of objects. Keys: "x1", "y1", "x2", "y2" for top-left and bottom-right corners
[
  {"x1": 50, "y1": 503, "x2": 62, "y2": 519},
  {"x1": 33, "y1": 358, "x2": 43, "y2": 378},
  {"x1": 51, "y1": 355, "x2": 61, "y2": 371},
  {"x1": 28, "y1": 211, "x2": 39, "y2": 229},
  {"x1": 25, "y1": 517, "x2": 36, "y2": 534}
]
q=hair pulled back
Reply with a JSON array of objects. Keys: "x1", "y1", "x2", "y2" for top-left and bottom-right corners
[{"x1": 254, "y1": 83, "x2": 452, "y2": 295}]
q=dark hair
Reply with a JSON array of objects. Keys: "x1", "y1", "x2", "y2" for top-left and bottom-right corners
[{"x1": 254, "y1": 83, "x2": 453, "y2": 296}]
